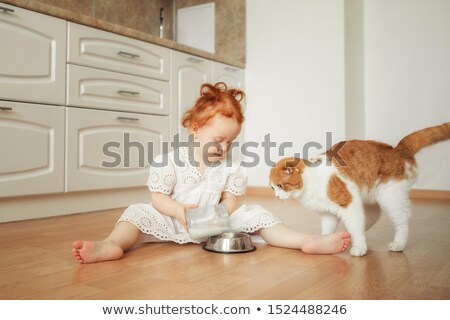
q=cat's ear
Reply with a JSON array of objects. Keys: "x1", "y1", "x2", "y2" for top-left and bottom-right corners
[
  {"x1": 285, "y1": 158, "x2": 302, "y2": 173},
  {"x1": 285, "y1": 167, "x2": 296, "y2": 175}
]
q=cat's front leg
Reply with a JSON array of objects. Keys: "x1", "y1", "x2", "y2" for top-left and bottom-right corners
[
  {"x1": 340, "y1": 205, "x2": 368, "y2": 256},
  {"x1": 320, "y1": 213, "x2": 340, "y2": 234}
]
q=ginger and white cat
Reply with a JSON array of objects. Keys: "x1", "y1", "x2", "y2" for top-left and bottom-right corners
[{"x1": 270, "y1": 123, "x2": 450, "y2": 256}]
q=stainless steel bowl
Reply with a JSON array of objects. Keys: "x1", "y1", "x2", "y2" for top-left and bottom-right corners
[{"x1": 202, "y1": 232, "x2": 256, "y2": 254}]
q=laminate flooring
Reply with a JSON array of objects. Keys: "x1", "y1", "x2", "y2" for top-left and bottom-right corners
[{"x1": 0, "y1": 196, "x2": 449, "y2": 299}]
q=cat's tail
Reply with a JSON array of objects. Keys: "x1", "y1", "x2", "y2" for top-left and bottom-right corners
[{"x1": 395, "y1": 122, "x2": 450, "y2": 159}]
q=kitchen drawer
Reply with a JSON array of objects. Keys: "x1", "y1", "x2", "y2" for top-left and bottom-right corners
[
  {"x1": 0, "y1": 101, "x2": 65, "y2": 197},
  {"x1": 65, "y1": 107, "x2": 169, "y2": 192},
  {"x1": 67, "y1": 22, "x2": 170, "y2": 81},
  {"x1": 0, "y1": 3, "x2": 66, "y2": 105},
  {"x1": 67, "y1": 64, "x2": 170, "y2": 115}
]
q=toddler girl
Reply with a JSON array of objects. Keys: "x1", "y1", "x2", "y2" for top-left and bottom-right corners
[{"x1": 72, "y1": 82, "x2": 350, "y2": 263}]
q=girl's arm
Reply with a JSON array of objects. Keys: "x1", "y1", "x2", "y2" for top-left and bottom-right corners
[
  {"x1": 151, "y1": 192, "x2": 196, "y2": 229},
  {"x1": 220, "y1": 191, "x2": 239, "y2": 215}
]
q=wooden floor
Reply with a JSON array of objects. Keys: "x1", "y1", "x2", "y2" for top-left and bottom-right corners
[{"x1": 0, "y1": 195, "x2": 449, "y2": 300}]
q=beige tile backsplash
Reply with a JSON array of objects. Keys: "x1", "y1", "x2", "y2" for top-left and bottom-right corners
[
  {"x1": 23, "y1": 0, "x2": 245, "y2": 66},
  {"x1": 95, "y1": 0, "x2": 173, "y2": 40}
]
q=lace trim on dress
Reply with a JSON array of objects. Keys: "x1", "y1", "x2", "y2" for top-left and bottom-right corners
[
  {"x1": 119, "y1": 207, "x2": 200, "y2": 244},
  {"x1": 232, "y1": 211, "x2": 281, "y2": 234},
  {"x1": 148, "y1": 169, "x2": 176, "y2": 195},
  {"x1": 224, "y1": 174, "x2": 246, "y2": 196}
]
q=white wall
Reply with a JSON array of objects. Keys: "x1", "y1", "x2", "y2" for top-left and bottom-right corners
[
  {"x1": 245, "y1": 0, "x2": 450, "y2": 190},
  {"x1": 364, "y1": 0, "x2": 450, "y2": 190},
  {"x1": 345, "y1": 0, "x2": 365, "y2": 139},
  {"x1": 245, "y1": 0, "x2": 345, "y2": 186}
]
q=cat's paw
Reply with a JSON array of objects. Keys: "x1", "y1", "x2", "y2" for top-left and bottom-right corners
[
  {"x1": 350, "y1": 246, "x2": 367, "y2": 257},
  {"x1": 388, "y1": 242, "x2": 405, "y2": 252}
]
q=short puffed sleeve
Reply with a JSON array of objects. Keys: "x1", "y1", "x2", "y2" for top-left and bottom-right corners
[
  {"x1": 147, "y1": 153, "x2": 176, "y2": 195},
  {"x1": 224, "y1": 161, "x2": 248, "y2": 196}
]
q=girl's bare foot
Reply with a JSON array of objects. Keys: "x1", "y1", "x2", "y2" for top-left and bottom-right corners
[
  {"x1": 301, "y1": 232, "x2": 351, "y2": 254},
  {"x1": 72, "y1": 240, "x2": 123, "y2": 264}
]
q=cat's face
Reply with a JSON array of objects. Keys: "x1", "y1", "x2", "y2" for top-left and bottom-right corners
[{"x1": 269, "y1": 157, "x2": 306, "y2": 199}]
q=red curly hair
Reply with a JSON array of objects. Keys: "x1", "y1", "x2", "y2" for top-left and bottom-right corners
[{"x1": 182, "y1": 82, "x2": 245, "y2": 130}]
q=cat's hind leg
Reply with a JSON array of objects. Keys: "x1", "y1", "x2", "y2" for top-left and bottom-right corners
[
  {"x1": 320, "y1": 213, "x2": 340, "y2": 234},
  {"x1": 376, "y1": 181, "x2": 412, "y2": 252}
]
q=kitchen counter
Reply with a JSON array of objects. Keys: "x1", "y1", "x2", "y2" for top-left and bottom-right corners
[{"x1": 1, "y1": 0, "x2": 245, "y2": 68}]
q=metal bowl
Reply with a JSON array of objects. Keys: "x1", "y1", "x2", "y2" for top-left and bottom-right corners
[{"x1": 202, "y1": 232, "x2": 256, "y2": 254}]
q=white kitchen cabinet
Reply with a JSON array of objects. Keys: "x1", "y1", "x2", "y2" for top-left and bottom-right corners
[
  {"x1": 0, "y1": 3, "x2": 244, "y2": 222},
  {"x1": 212, "y1": 61, "x2": 246, "y2": 156},
  {"x1": 170, "y1": 50, "x2": 212, "y2": 141},
  {"x1": 0, "y1": 101, "x2": 65, "y2": 197},
  {"x1": 65, "y1": 107, "x2": 170, "y2": 192},
  {"x1": 0, "y1": 3, "x2": 66, "y2": 105},
  {"x1": 67, "y1": 22, "x2": 170, "y2": 81},
  {"x1": 66, "y1": 64, "x2": 170, "y2": 115},
  {"x1": 212, "y1": 61, "x2": 245, "y2": 89}
]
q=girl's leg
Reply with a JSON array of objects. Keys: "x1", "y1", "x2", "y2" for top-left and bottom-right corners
[
  {"x1": 72, "y1": 221, "x2": 141, "y2": 264},
  {"x1": 260, "y1": 223, "x2": 351, "y2": 254}
]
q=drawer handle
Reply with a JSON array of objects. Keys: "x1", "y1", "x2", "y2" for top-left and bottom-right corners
[
  {"x1": 225, "y1": 67, "x2": 239, "y2": 72},
  {"x1": 117, "y1": 116, "x2": 140, "y2": 121},
  {"x1": 187, "y1": 57, "x2": 204, "y2": 64},
  {"x1": 117, "y1": 90, "x2": 140, "y2": 96},
  {"x1": 0, "y1": 106, "x2": 13, "y2": 111},
  {"x1": 0, "y1": 6, "x2": 15, "y2": 13},
  {"x1": 118, "y1": 51, "x2": 140, "y2": 59}
]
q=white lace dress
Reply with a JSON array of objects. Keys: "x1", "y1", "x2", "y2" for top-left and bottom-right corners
[{"x1": 118, "y1": 147, "x2": 281, "y2": 244}]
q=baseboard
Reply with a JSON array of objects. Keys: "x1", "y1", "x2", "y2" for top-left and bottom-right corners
[
  {"x1": 409, "y1": 189, "x2": 450, "y2": 201},
  {"x1": 0, "y1": 187, "x2": 150, "y2": 223},
  {"x1": 246, "y1": 186, "x2": 450, "y2": 201}
]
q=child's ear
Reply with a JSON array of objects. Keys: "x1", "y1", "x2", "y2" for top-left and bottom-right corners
[{"x1": 190, "y1": 123, "x2": 199, "y2": 134}]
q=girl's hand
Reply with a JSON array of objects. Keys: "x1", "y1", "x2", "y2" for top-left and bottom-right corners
[{"x1": 175, "y1": 204, "x2": 197, "y2": 230}]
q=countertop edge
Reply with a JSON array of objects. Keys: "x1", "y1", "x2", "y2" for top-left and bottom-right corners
[{"x1": 1, "y1": 0, "x2": 245, "y2": 69}]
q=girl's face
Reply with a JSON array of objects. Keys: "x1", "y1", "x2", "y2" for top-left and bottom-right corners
[{"x1": 193, "y1": 114, "x2": 241, "y2": 164}]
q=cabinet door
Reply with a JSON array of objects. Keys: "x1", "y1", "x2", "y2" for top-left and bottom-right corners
[
  {"x1": 67, "y1": 22, "x2": 170, "y2": 81},
  {"x1": 67, "y1": 65, "x2": 170, "y2": 115},
  {"x1": 0, "y1": 4, "x2": 66, "y2": 105},
  {"x1": 0, "y1": 101, "x2": 65, "y2": 197},
  {"x1": 66, "y1": 107, "x2": 170, "y2": 192},
  {"x1": 211, "y1": 61, "x2": 246, "y2": 152},
  {"x1": 212, "y1": 61, "x2": 245, "y2": 89},
  {"x1": 170, "y1": 50, "x2": 211, "y2": 141}
]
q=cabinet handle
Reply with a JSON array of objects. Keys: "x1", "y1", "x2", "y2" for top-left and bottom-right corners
[
  {"x1": 117, "y1": 90, "x2": 140, "y2": 96},
  {"x1": 225, "y1": 67, "x2": 239, "y2": 72},
  {"x1": 0, "y1": 106, "x2": 13, "y2": 111},
  {"x1": 0, "y1": 6, "x2": 15, "y2": 13},
  {"x1": 118, "y1": 51, "x2": 140, "y2": 59},
  {"x1": 187, "y1": 57, "x2": 204, "y2": 64},
  {"x1": 117, "y1": 116, "x2": 140, "y2": 121}
]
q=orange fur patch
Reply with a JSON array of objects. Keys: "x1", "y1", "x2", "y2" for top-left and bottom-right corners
[
  {"x1": 396, "y1": 122, "x2": 450, "y2": 159},
  {"x1": 269, "y1": 157, "x2": 306, "y2": 191},
  {"x1": 270, "y1": 123, "x2": 450, "y2": 198},
  {"x1": 327, "y1": 174, "x2": 352, "y2": 208},
  {"x1": 328, "y1": 140, "x2": 408, "y2": 189}
]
